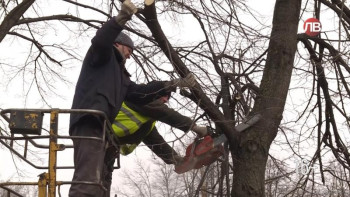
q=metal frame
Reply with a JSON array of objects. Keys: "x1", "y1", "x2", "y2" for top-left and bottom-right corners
[{"x1": 0, "y1": 108, "x2": 120, "y2": 197}]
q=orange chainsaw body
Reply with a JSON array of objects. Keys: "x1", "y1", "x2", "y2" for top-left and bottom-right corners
[
  {"x1": 175, "y1": 114, "x2": 262, "y2": 174},
  {"x1": 175, "y1": 136, "x2": 224, "y2": 174}
]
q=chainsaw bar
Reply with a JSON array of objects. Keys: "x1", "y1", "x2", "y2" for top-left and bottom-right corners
[{"x1": 175, "y1": 114, "x2": 261, "y2": 174}]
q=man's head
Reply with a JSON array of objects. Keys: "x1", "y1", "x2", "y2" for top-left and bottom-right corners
[
  {"x1": 159, "y1": 95, "x2": 169, "y2": 104},
  {"x1": 159, "y1": 92, "x2": 172, "y2": 104},
  {"x1": 114, "y1": 32, "x2": 134, "y2": 60}
]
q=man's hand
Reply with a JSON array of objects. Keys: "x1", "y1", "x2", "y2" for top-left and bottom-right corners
[
  {"x1": 177, "y1": 73, "x2": 196, "y2": 88},
  {"x1": 115, "y1": 0, "x2": 137, "y2": 26},
  {"x1": 122, "y1": 0, "x2": 138, "y2": 15},
  {"x1": 166, "y1": 73, "x2": 197, "y2": 91},
  {"x1": 192, "y1": 125, "x2": 208, "y2": 137},
  {"x1": 173, "y1": 155, "x2": 185, "y2": 165}
]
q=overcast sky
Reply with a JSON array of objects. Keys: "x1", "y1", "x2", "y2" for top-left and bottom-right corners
[{"x1": 1, "y1": 0, "x2": 341, "y2": 196}]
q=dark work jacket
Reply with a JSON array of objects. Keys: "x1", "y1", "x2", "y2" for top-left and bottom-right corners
[
  {"x1": 119, "y1": 100, "x2": 193, "y2": 164},
  {"x1": 70, "y1": 17, "x2": 169, "y2": 132}
]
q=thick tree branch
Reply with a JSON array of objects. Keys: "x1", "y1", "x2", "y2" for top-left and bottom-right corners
[
  {"x1": 140, "y1": 0, "x2": 239, "y2": 146},
  {"x1": 0, "y1": 0, "x2": 35, "y2": 42},
  {"x1": 17, "y1": 15, "x2": 101, "y2": 29}
]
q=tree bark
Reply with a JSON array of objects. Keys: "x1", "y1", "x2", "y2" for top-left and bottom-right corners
[
  {"x1": 231, "y1": 0, "x2": 301, "y2": 196},
  {"x1": 0, "y1": 0, "x2": 35, "y2": 42}
]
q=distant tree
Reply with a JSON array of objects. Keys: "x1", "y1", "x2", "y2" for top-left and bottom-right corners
[
  {"x1": 113, "y1": 157, "x2": 184, "y2": 197},
  {"x1": 0, "y1": 184, "x2": 37, "y2": 197},
  {"x1": 114, "y1": 153, "x2": 224, "y2": 197}
]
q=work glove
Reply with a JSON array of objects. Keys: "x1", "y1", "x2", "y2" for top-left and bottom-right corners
[
  {"x1": 192, "y1": 125, "x2": 208, "y2": 138},
  {"x1": 165, "y1": 73, "x2": 196, "y2": 92},
  {"x1": 115, "y1": 0, "x2": 138, "y2": 26},
  {"x1": 173, "y1": 155, "x2": 185, "y2": 165}
]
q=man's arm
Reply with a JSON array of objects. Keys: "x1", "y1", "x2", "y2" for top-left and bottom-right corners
[
  {"x1": 143, "y1": 127, "x2": 179, "y2": 164},
  {"x1": 90, "y1": 0, "x2": 136, "y2": 64},
  {"x1": 125, "y1": 73, "x2": 197, "y2": 107},
  {"x1": 125, "y1": 98, "x2": 209, "y2": 137},
  {"x1": 125, "y1": 81, "x2": 169, "y2": 105},
  {"x1": 126, "y1": 99, "x2": 193, "y2": 132}
]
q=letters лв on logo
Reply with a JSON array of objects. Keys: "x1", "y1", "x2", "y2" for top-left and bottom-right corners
[{"x1": 303, "y1": 18, "x2": 322, "y2": 37}]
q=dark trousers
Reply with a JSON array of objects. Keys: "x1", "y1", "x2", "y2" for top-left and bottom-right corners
[{"x1": 69, "y1": 117, "x2": 117, "y2": 197}]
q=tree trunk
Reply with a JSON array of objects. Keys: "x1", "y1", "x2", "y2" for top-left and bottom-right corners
[{"x1": 231, "y1": 0, "x2": 301, "y2": 196}]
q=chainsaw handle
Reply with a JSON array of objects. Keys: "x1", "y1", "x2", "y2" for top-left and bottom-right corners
[{"x1": 206, "y1": 126, "x2": 214, "y2": 136}]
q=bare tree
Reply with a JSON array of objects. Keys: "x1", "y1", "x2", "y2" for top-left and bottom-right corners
[
  {"x1": 1, "y1": 0, "x2": 350, "y2": 196},
  {"x1": 0, "y1": 184, "x2": 37, "y2": 197},
  {"x1": 114, "y1": 158, "x2": 181, "y2": 197}
]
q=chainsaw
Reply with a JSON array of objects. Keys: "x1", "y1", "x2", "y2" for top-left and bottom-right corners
[{"x1": 175, "y1": 114, "x2": 262, "y2": 174}]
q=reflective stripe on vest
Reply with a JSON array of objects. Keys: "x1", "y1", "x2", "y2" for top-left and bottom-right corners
[{"x1": 112, "y1": 102, "x2": 154, "y2": 137}]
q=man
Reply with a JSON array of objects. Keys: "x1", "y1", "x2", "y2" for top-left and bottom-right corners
[
  {"x1": 103, "y1": 94, "x2": 208, "y2": 191},
  {"x1": 69, "y1": 1, "x2": 196, "y2": 196},
  {"x1": 113, "y1": 93, "x2": 208, "y2": 163}
]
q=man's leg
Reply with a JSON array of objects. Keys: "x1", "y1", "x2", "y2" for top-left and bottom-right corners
[
  {"x1": 102, "y1": 146, "x2": 118, "y2": 197},
  {"x1": 69, "y1": 117, "x2": 106, "y2": 197}
]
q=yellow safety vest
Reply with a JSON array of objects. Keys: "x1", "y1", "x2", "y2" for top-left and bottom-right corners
[{"x1": 113, "y1": 102, "x2": 156, "y2": 155}]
